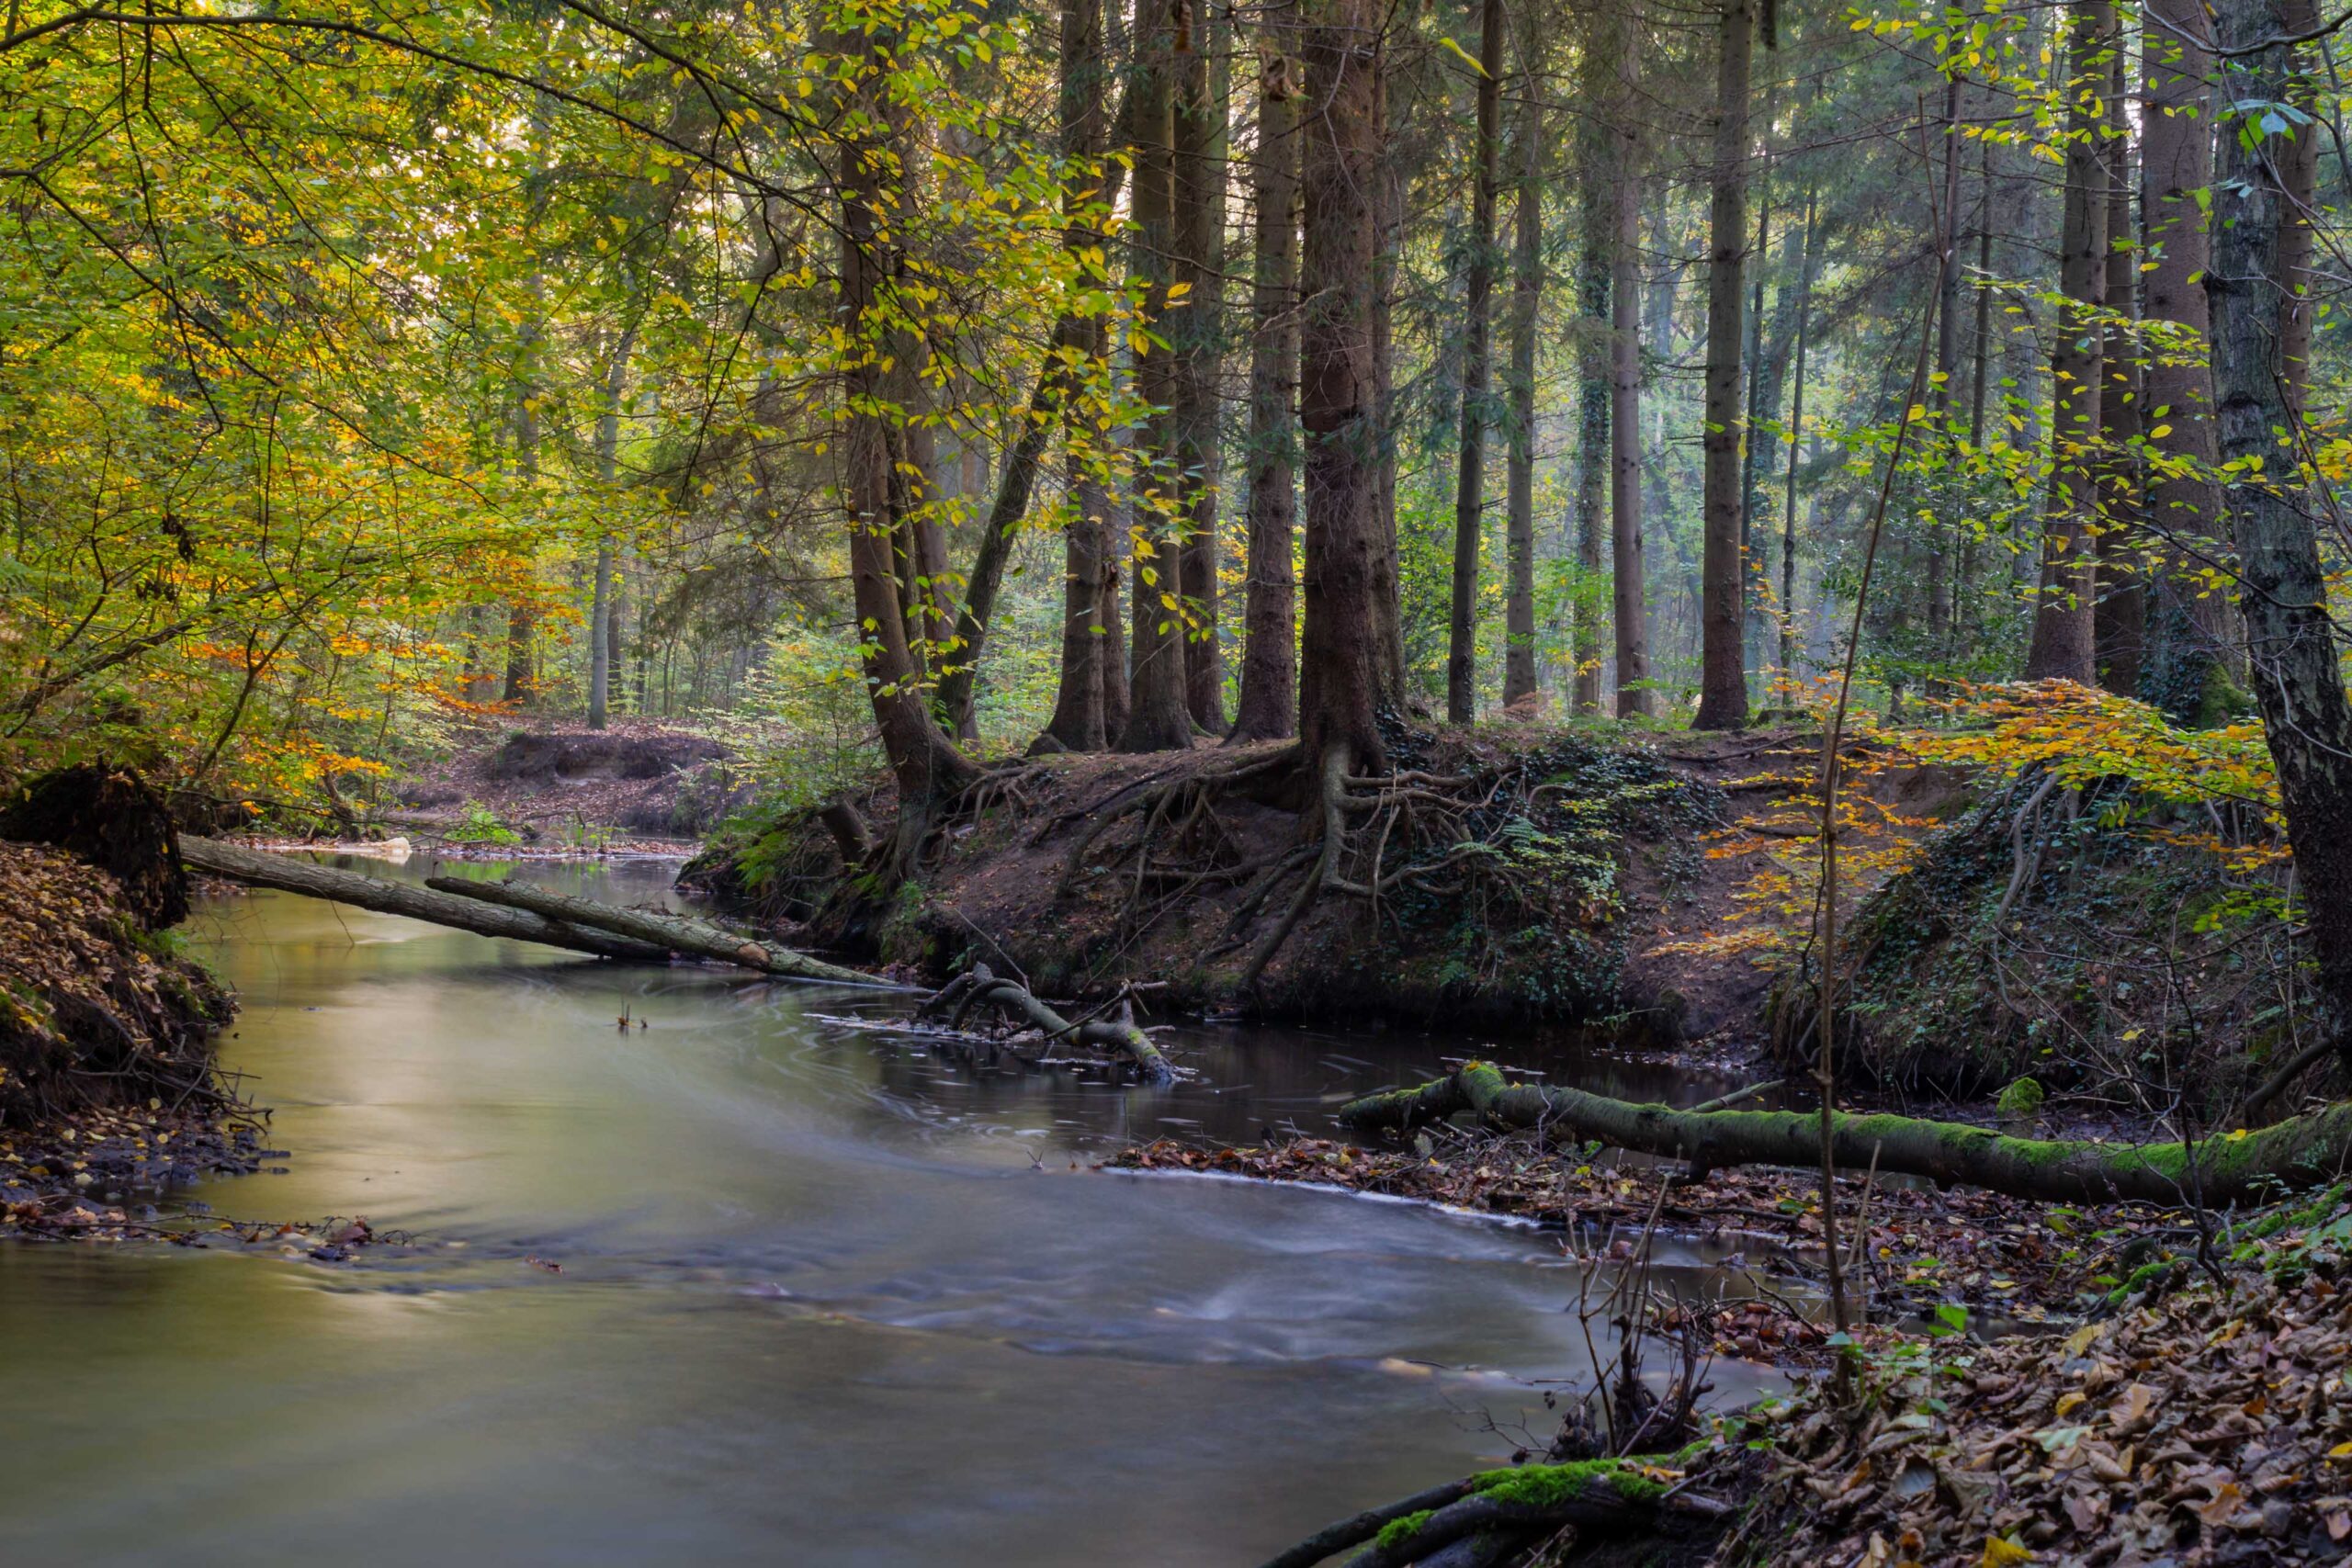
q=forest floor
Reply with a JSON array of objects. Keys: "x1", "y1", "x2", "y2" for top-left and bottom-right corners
[{"x1": 383, "y1": 717, "x2": 739, "y2": 851}]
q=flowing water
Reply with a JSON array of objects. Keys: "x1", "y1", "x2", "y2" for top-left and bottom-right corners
[{"x1": 0, "y1": 857, "x2": 1775, "y2": 1566}]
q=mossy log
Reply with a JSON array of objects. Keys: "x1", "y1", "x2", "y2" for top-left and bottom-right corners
[
  {"x1": 424, "y1": 875, "x2": 885, "y2": 987},
  {"x1": 1259, "y1": 1456, "x2": 1730, "y2": 1568},
  {"x1": 923, "y1": 964, "x2": 1175, "y2": 1085},
  {"x1": 1339, "y1": 1061, "x2": 2352, "y2": 1206}
]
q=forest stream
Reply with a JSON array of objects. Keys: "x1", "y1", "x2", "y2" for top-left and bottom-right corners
[{"x1": 0, "y1": 858, "x2": 1777, "y2": 1567}]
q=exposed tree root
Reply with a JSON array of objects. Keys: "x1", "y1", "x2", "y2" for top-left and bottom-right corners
[
  {"x1": 921, "y1": 962, "x2": 1174, "y2": 1085},
  {"x1": 1340, "y1": 1060, "x2": 2352, "y2": 1205}
]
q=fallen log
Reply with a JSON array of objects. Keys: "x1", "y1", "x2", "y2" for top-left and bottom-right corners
[
  {"x1": 424, "y1": 875, "x2": 885, "y2": 987},
  {"x1": 1339, "y1": 1061, "x2": 2352, "y2": 1207},
  {"x1": 922, "y1": 964, "x2": 1175, "y2": 1085},
  {"x1": 183, "y1": 837, "x2": 669, "y2": 962},
  {"x1": 1259, "y1": 1456, "x2": 1730, "y2": 1568}
]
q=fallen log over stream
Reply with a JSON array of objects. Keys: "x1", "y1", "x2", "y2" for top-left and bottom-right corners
[
  {"x1": 183, "y1": 838, "x2": 881, "y2": 985},
  {"x1": 1340, "y1": 1061, "x2": 2352, "y2": 1206},
  {"x1": 424, "y1": 875, "x2": 881, "y2": 987}
]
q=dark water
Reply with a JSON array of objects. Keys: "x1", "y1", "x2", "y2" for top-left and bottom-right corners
[{"x1": 0, "y1": 856, "x2": 1774, "y2": 1567}]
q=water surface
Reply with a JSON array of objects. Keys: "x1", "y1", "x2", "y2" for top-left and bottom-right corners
[{"x1": 0, "y1": 857, "x2": 1766, "y2": 1566}]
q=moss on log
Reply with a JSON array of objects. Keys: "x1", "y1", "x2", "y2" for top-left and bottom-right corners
[{"x1": 1339, "y1": 1061, "x2": 2352, "y2": 1206}]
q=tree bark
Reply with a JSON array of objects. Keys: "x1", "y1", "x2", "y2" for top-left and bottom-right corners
[
  {"x1": 1571, "y1": 76, "x2": 1610, "y2": 716},
  {"x1": 1295, "y1": 0, "x2": 1391, "y2": 773},
  {"x1": 1501, "y1": 75, "x2": 1543, "y2": 709},
  {"x1": 1118, "y1": 0, "x2": 1197, "y2": 752},
  {"x1": 1692, "y1": 0, "x2": 1754, "y2": 730},
  {"x1": 2210, "y1": 0, "x2": 2352, "y2": 1072},
  {"x1": 1927, "y1": 77, "x2": 1962, "y2": 650},
  {"x1": 1340, "y1": 1061, "x2": 2352, "y2": 1206},
  {"x1": 181, "y1": 838, "x2": 666, "y2": 963},
  {"x1": 2094, "y1": 43, "x2": 2143, "y2": 698},
  {"x1": 1445, "y1": 0, "x2": 1507, "y2": 726},
  {"x1": 2140, "y1": 0, "x2": 2238, "y2": 722},
  {"x1": 424, "y1": 876, "x2": 878, "y2": 985},
  {"x1": 1609, "y1": 13, "x2": 1652, "y2": 719},
  {"x1": 1229, "y1": 28, "x2": 1304, "y2": 744},
  {"x1": 1040, "y1": 0, "x2": 1114, "y2": 753},
  {"x1": 1778, "y1": 186, "x2": 1816, "y2": 682},
  {"x1": 586, "y1": 325, "x2": 637, "y2": 731},
  {"x1": 835, "y1": 21, "x2": 981, "y2": 812},
  {"x1": 2023, "y1": 0, "x2": 2111, "y2": 684},
  {"x1": 1174, "y1": 0, "x2": 1230, "y2": 734}
]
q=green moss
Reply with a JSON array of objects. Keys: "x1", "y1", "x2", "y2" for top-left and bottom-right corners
[
  {"x1": 1470, "y1": 1451, "x2": 1686, "y2": 1509},
  {"x1": 1996, "y1": 1076, "x2": 2045, "y2": 1115},
  {"x1": 1374, "y1": 1509, "x2": 1434, "y2": 1550},
  {"x1": 2248, "y1": 1181, "x2": 2348, "y2": 1239}
]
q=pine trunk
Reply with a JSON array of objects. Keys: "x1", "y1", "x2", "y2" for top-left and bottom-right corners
[
  {"x1": 1229, "y1": 28, "x2": 1303, "y2": 744},
  {"x1": 1609, "y1": 14, "x2": 1652, "y2": 719},
  {"x1": 1692, "y1": 0, "x2": 1753, "y2": 729},
  {"x1": 1174, "y1": 1, "x2": 1230, "y2": 733},
  {"x1": 1444, "y1": 0, "x2": 1506, "y2": 725},
  {"x1": 1501, "y1": 86, "x2": 1543, "y2": 709},
  {"x1": 2094, "y1": 43, "x2": 2143, "y2": 698}
]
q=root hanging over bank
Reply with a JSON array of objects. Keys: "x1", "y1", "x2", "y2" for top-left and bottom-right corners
[
  {"x1": 1340, "y1": 1060, "x2": 2352, "y2": 1206},
  {"x1": 920, "y1": 963, "x2": 1174, "y2": 1085}
]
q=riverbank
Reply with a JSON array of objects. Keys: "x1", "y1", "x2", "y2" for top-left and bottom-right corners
[{"x1": 0, "y1": 833, "x2": 266, "y2": 1240}]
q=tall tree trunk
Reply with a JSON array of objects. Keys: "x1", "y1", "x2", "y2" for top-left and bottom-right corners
[
  {"x1": 1229, "y1": 28, "x2": 1304, "y2": 744},
  {"x1": 1370, "y1": 63, "x2": 1408, "y2": 708},
  {"x1": 1610, "y1": 13, "x2": 1653, "y2": 719},
  {"x1": 1778, "y1": 186, "x2": 1815, "y2": 683},
  {"x1": 1693, "y1": 0, "x2": 1754, "y2": 729},
  {"x1": 1118, "y1": 0, "x2": 1197, "y2": 752},
  {"x1": 2210, "y1": 0, "x2": 2352, "y2": 1072},
  {"x1": 835, "y1": 23, "x2": 980, "y2": 817},
  {"x1": 1571, "y1": 93, "x2": 1610, "y2": 716},
  {"x1": 586, "y1": 325, "x2": 637, "y2": 732},
  {"x1": 1445, "y1": 0, "x2": 1507, "y2": 725},
  {"x1": 2023, "y1": 0, "x2": 2111, "y2": 683},
  {"x1": 1501, "y1": 81, "x2": 1543, "y2": 708},
  {"x1": 2094, "y1": 43, "x2": 2143, "y2": 697},
  {"x1": 1738, "y1": 108, "x2": 1774, "y2": 690},
  {"x1": 1041, "y1": 0, "x2": 1115, "y2": 752},
  {"x1": 1174, "y1": 0, "x2": 1231, "y2": 733},
  {"x1": 1100, "y1": 506, "x2": 1133, "y2": 737},
  {"x1": 1927, "y1": 77, "x2": 1962, "y2": 651},
  {"x1": 2140, "y1": 0, "x2": 2237, "y2": 721},
  {"x1": 1296, "y1": 0, "x2": 1391, "y2": 773}
]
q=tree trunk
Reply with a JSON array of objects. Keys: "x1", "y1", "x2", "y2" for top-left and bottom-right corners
[
  {"x1": 1340, "y1": 1061, "x2": 2352, "y2": 1206},
  {"x1": 2023, "y1": 0, "x2": 2111, "y2": 683},
  {"x1": 1295, "y1": 0, "x2": 1391, "y2": 773},
  {"x1": 2210, "y1": 0, "x2": 2352, "y2": 1073},
  {"x1": 1118, "y1": 0, "x2": 1196, "y2": 752},
  {"x1": 835, "y1": 23, "x2": 981, "y2": 814},
  {"x1": 1370, "y1": 64, "x2": 1408, "y2": 710},
  {"x1": 1926, "y1": 77, "x2": 1962, "y2": 650},
  {"x1": 424, "y1": 876, "x2": 878, "y2": 986},
  {"x1": 1501, "y1": 79, "x2": 1543, "y2": 709},
  {"x1": 2139, "y1": 0, "x2": 2237, "y2": 722},
  {"x1": 1609, "y1": 13, "x2": 1652, "y2": 719},
  {"x1": 586, "y1": 327, "x2": 636, "y2": 732},
  {"x1": 1444, "y1": 0, "x2": 1507, "y2": 726},
  {"x1": 1738, "y1": 126, "x2": 1774, "y2": 688},
  {"x1": 1174, "y1": 0, "x2": 1230, "y2": 734},
  {"x1": 1100, "y1": 507, "x2": 1133, "y2": 737},
  {"x1": 1693, "y1": 0, "x2": 1753, "y2": 729},
  {"x1": 1778, "y1": 186, "x2": 1816, "y2": 683},
  {"x1": 1229, "y1": 27, "x2": 1303, "y2": 744},
  {"x1": 2094, "y1": 45, "x2": 2143, "y2": 697},
  {"x1": 1571, "y1": 84, "x2": 1610, "y2": 716},
  {"x1": 1040, "y1": 0, "x2": 1114, "y2": 753},
  {"x1": 181, "y1": 838, "x2": 666, "y2": 963}
]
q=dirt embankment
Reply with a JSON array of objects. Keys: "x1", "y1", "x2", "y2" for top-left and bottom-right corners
[
  {"x1": 391, "y1": 721, "x2": 741, "y2": 846},
  {"x1": 687, "y1": 723, "x2": 1963, "y2": 1044},
  {"x1": 0, "y1": 768, "x2": 265, "y2": 1238}
]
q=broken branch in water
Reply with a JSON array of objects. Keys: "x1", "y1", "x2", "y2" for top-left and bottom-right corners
[{"x1": 920, "y1": 964, "x2": 1175, "y2": 1085}]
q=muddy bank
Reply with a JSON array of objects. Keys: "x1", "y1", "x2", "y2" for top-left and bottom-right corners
[
  {"x1": 0, "y1": 770, "x2": 259, "y2": 1239},
  {"x1": 687, "y1": 724, "x2": 1958, "y2": 1043}
]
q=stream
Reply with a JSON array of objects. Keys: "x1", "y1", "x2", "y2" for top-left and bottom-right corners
[{"x1": 0, "y1": 857, "x2": 1780, "y2": 1566}]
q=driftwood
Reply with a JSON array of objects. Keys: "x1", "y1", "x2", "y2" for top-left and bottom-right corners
[
  {"x1": 424, "y1": 875, "x2": 885, "y2": 987},
  {"x1": 922, "y1": 964, "x2": 1175, "y2": 1085},
  {"x1": 183, "y1": 837, "x2": 671, "y2": 961},
  {"x1": 1340, "y1": 1061, "x2": 2352, "y2": 1207}
]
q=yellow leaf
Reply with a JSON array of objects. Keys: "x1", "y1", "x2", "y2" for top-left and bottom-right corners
[{"x1": 1981, "y1": 1537, "x2": 2033, "y2": 1566}]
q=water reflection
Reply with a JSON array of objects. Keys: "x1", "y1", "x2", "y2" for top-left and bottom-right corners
[{"x1": 0, "y1": 854, "x2": 1781, "y2": 1567}]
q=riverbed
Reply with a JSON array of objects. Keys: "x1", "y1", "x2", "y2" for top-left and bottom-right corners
[{"x1": 0, "y1": 857, "x2": 1775, "y2": 1566}]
